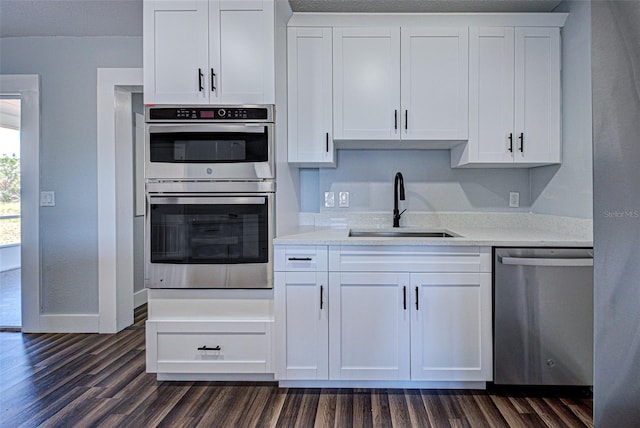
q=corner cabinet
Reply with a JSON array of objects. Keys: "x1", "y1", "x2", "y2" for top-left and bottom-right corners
[
  {"x1": 287, "y1": 27, "x2": 335, "y2": 167},
  {"x1": 451, "y1": 26, "x2": 561, "y2": 167},
  {"x1": 143, "y1": 0, "x2": 275, "y2": 105},
  {"x1": 332, "y1": 27, "x2": 469, "y2": 144}
]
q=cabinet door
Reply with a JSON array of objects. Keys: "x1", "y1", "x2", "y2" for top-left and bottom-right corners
[
  {"x1": 401, "y1": 27, "x2": 469, "y2": 141},
  {"x1": 329, "y1": 272, "x2": 410, "y2": 380},
  {"x1": 467, "y1": 27, "x2": 516, "y2": 163},
  {"x1": 333, "y1": 27, "x2": 401, "y2": 141},
  {"x1": 287, "y1": 27, "x2": 334, "y2": 166},
  {"x1": 143, "y1": 0, "x2": 210, "y2": 105},
  {"x1": 410, "y1": 273, "x2": 492, "y2": 381},
  {"x1": 274, "y1": 272, "x2": 328, "y2": 380},
  {"x1": 514, "y1": 27, "x2": 561, "y2": 164},
  {"x1": 210, "y1": 0, "x2": 275, "y2": 104}
]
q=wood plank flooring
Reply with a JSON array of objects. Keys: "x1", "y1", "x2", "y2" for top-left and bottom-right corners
[{"x1": 0, "y1": 305, "x2": 593, "y2": 427}]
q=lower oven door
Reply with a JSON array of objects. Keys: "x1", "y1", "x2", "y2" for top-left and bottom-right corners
[{"x1": 145, "y1": 193, "x2": 273, "y2": 289}]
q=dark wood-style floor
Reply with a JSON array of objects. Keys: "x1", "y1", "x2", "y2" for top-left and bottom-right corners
[{"x1": 0, "y1": 305, "x2": 593, "y2": 427}]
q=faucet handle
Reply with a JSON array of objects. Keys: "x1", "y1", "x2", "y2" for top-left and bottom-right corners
[{"x1": 399, "y1": 209, "x2": 407, "y2": 217}]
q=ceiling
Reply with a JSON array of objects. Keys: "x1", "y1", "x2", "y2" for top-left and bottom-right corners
[{"x1": 0, "y1": 0, "x2": 562, "y2": 38}]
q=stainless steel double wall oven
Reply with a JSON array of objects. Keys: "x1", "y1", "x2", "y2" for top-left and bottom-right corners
[{"x1": 145, "y1": 105, "x2": 275, "y2": 289}]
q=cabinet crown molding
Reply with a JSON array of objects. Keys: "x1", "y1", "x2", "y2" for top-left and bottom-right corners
[{"x1": 288, "y1": 12, "x2": 568, "y2": 28}]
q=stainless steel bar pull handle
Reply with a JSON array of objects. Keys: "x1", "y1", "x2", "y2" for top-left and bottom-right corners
[
  {"x1": 499, "y1": 256, "x2": 593, "y2": 267},
  {"x1": 198, "y1": 68, "x2": 204, "y2": 92},
  {"x1": 197, "y1": 345, "x2": 221, "y2": 351}
]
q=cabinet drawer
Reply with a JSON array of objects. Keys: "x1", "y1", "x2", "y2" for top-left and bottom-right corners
[
  {"x1": 330, "y1": 245, "x2": 489, "y2": 273},
  {"x1": 147, "y1": 320, "x2": 272, "y2": 374},
  {"x1": 274, "y1": 245, "x2": 328, "y2": 271}
]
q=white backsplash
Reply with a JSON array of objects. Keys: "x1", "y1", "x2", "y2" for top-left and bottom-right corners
[{"x1": 300, "y1": 211, "x2": 593, "y2": 240}]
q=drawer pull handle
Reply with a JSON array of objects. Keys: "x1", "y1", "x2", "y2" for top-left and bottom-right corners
[
  {"x1": 288, "y1": 257, "x2": 312, "y2": 261},
  {"x1": 198, "y1": 345, "x2": 221, "y2": 351}
]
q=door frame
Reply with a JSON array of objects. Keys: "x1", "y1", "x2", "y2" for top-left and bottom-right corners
[
  {"x1": 0, "y1": 75, "x2": 40, "y2": 332},
  {"x1": 96, "y1": 68, "x2": 143, "y2": 333}
]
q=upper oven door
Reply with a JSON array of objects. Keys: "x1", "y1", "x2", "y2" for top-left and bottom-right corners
[{"x1": 145, "y1": 123, "x2": 274, "y2": 180}]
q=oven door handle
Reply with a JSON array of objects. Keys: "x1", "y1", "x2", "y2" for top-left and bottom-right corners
[
  {"x1": 149, "y1": 196, "x2": 267, "y2": 205},
  {"x1": 147, "y1": 124, "x2": 268, "y2": 134}
]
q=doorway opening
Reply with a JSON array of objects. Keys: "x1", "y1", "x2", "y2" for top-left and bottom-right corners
[{"x1": 0, "y1": 97, "x2": 22, "y2": 330}]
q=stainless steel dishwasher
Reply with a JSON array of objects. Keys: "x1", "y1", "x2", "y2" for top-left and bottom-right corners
[{"x1": 494, "y1": 247, "x2": 593, "y2": 386}]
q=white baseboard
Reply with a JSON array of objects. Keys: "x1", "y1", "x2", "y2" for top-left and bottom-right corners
[
  {"x1": 278, "y1": 380, "x2": 487, "y2": 389},
  {"x1": 134, "y1": 288, "x2": 148, "y2": 308},
  {"x1": 157, "y1": 373, "x2": 275, "y2": 382},
  {"x1": 22, "y1": 314, "x2": 100, "y2": 333}
]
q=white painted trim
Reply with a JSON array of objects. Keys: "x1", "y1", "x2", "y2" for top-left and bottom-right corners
[
  {"x1": 288, "y1": 12, "x2": 569, "y2": 27},
  {"x1": 157, "y1": 373, "x2": 275, "y2": 381},
  {"x1": 279, "y1": 380, "x2": 487, "y2": 389},
  {"x1": 97, "y1": 68, "x2": 143, "y2": 333},
  {"x1": 0, "y1": 75, "x2": 40, "y2": 333},
  {"x1": 38, "y1": 314, "x2": 100, "y2": 333},
  {"x1": 134, "y1": 288, "x2": 148, "y2": 308}
]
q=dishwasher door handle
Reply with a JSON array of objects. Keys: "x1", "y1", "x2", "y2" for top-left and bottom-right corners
[{"x1": 499, "y1": 256, "x2": 593, "y2": 267}]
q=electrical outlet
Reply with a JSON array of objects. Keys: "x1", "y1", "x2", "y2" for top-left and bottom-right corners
[
  {"x1": 324, "y1": 192, "x2": 335, "y2": 208},
  {"x1": 40, "y1": 191, "x2": 56, "y2": 207},
  {"x1": 339, "y1": 191, "x2": 350, "y2": 207},
  {"x1": 509, "y1": 191, "x2": 520, "y2": 208}
]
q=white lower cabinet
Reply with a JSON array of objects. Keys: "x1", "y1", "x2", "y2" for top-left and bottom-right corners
[
  {"x1": 275, "y1": 245, "x2": 493, "y2": 384},
  {"x1": 329, "y1": 272, "x2": 410, "y2": 380},
  {"x1": 274, "y1": 271, "x2": 329, "y2": 380},
  {"x1": 410, "y1": 272, "x2": 492, "y2": 381}
]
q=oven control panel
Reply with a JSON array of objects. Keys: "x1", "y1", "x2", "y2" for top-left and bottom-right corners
[{"x1": 147, "y1": 105, "x2": 273, "y2": 122}]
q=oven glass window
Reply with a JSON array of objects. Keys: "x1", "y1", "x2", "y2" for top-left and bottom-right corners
[
  {"x1": 149, "y1": 129, "x2": 268, "y2": 163},
  {"x1": 150, "y1": 200, "x2": 268, "y2": 264}
]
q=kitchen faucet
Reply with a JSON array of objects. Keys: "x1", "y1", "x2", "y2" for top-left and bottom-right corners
[{"x1": 393, "y1": 172, "x2": 406, "y2": 227}]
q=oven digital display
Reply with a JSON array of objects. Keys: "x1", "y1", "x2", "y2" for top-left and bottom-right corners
[{"x1": 200, "y1": 110, "x2": 215, "y2": 119}]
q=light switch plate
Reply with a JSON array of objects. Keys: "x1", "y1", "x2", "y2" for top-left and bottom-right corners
[
  {"x1": 339, "y1": 192, "x2": 350, "y2": 207},
  {"x1": 509, "y1": 191, "x2": 520, "y2": 208},
  {"x1": 324, "y1": 192, "x2": 335, "y2": 208},
  {"x1": 40, "y1": 191, "x2": 55, "y2": 207}
]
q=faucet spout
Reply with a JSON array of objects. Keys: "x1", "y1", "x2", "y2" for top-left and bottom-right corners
[{"x1": 393, "y1": 172, "x2": 405, "y2": 227}]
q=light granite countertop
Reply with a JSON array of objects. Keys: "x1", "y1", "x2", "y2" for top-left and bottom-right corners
[{"x1": 273, "y1": 212, "x2": 593, "y2": 247}]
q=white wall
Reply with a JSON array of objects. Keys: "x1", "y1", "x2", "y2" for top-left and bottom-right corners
[
  {"x1": 0, "y1": 36, "x2": 142, "y2": 314},
  {"x1": 303, "y1": 150, "x2": 531, "y2": 213},
  {"x1": 530, "y1": 0, "x2": 593, "y2": 219}
]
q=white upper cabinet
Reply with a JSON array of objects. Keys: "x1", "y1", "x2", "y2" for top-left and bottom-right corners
[
  {"x1": 287, "y1": 27, "x2": 335, "y2": 166},
  {"x1": 514, "y1": 27, "x2": 561, "y2": 164},
  {"x1": 451, "y1": 26, "x2": 561, "y2": 167},
  {"x1": 401, "y1": 27, "x2": 469, "y2": 140},
  {"x1": 144, "y1": 0, "x2": 274, "y2": 105},
  {"x1": 333, "y1": 28, "x2": 401, "y2": 141},
  {"x1": 143, "y1": 1, "x2": 210, "y2": 104},
  {"x1": 332, "y1": 26, "x2": 468, "y2": 143}
]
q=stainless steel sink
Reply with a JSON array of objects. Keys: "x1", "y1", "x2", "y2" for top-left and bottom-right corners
[{"x1": 348, "y1": 229, "x2": 460, "y2": 238}]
